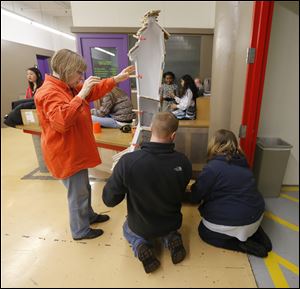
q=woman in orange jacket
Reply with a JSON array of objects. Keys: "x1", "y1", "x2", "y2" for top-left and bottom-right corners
[{"x1": 35, "y1": 49, "x2": 135, "y2": 240}]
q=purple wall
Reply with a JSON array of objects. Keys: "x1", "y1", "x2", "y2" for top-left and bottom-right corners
[{"x1": 36, "y1": 55, "x2": 50, "y2": 80}]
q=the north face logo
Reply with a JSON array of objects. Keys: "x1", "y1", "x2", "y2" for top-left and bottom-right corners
[{"x1": 174, "y1": 166, "x2": 183, "y2": 172}]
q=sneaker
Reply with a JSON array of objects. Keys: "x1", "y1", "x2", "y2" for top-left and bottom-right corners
[
  {"x1": 167, "y1": 233, "x2": 186, "y2": 264},
  {"x1": 119, "y1": 125, "x2": 131, "y2": 133},
  {"x1": 137, "y1": 243, "x2": 160, "y2": 273},
  {"x1": 239, "y1": 239, "x2": 268, "y2": 257},
  {"x1": 90, "y1": 214, "x2": 110, "y2": 225},
  {"x1": 73, "y1": 228, "x2": 104, "y2": 240}
]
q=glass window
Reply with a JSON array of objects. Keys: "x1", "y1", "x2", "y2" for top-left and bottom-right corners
[
  {"x1": 129, "y1": 34, "x2": 202, "y2": 88},
  {"x1": 164, "y1": 35, "x2": 201, "y2": 81},
  {"x1": 91, "y1": 47, "x2": 118, "y2": 78}
]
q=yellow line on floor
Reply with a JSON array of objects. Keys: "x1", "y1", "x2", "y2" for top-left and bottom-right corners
[
  {"x1": 264, "y1": 251, "x2": 299, "y2": 288},
  {"x1": 280, "y1": 194, "x2": 299, "y2": 203},
  {"x1": 281, "y1": 186, "x2": 299, "y2": 192},
  {"x1": 264, "y1": 211, "x2": 299, "y2": 232}
]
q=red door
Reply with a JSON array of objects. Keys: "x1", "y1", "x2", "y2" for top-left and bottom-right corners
[{"x1": 240, "y1": 1, "x2": 274, "y2": 167}]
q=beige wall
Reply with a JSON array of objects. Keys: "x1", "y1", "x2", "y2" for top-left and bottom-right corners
[
  {"x1": 209, "y1": 1, "x2": 298, "y2": 184},
  {"x1": 199, "y1": 35, "x2": 213, "y2": 80},
  {"x1": 71, "y1": 1, "x2": 216, "y2": 28},
  {"x1": 209, "y1": 1, "x2": 239, "y2": 137},
  {"x1": 230, "y1": 1, "x2": 254, "y2": 136},
  {"x1": 209, "y1": 1, "x2": 253, "y2": 138},
  {"x1": 1, "y1": 40, "x2": 54, "y2": 127},
  {"x1": 258, "y1": 2, "x2": 299, "y2": 184}
]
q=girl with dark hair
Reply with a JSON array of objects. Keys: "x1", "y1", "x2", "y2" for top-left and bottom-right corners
[
  {"x1": 25, "y1": 67, "x2": 43, "y2": 99},
  {"x1": 159, "y1": 71, "x2": 178, "y2": 112},
  {"x1": 171, "y1": 74, "x2": 198, "y2": 119}
]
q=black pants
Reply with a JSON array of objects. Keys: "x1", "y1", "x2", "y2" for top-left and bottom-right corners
[{"x1": 198, "y1": 221, "x2": 272, "y2": 252}]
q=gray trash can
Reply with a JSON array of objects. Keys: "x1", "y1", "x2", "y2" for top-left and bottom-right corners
[{"x1": 253, "y1": 137, "x2": 292, "y2": 197}]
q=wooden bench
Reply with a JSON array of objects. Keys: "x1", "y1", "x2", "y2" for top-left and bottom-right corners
[
  {"x1": 16, "y1": 124, "x2": 133, "y2": 174},
  {"x1": 18, "y1": 97, "x2": 210, "y2": 175},
  {"x1": 179, "y1": 96, "x2": 210, "y2": 128},
  {"x1": 175, "y1": 97, "x2": 210, "y2": 176},
  {"x1": 16, "y1": 125, "x2": 133, "y2": 151}
]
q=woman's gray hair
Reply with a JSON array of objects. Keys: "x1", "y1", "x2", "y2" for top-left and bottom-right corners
[{"x1": 51, "y1": 49, "x2": 87, "y2": 83}]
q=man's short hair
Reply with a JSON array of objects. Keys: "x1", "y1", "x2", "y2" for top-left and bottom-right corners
[{"x1": 151, "y1": 112, "x2": 179, "y2": 138}]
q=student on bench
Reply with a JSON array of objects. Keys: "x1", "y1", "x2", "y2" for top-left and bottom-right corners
[{"x1": 91, "y1": 87, "x2": 136, "y2": 128}]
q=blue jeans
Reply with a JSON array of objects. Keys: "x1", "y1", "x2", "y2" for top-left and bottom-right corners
[
  {"x1": 122, "y1": 219, "x2": 180, "y2": 257},
  {"x1": 62, "y1": 169, "x2": 98, "y2": 239},
  {"x1": 92, "y1": 115, "x2": 120, "y2": 128}
]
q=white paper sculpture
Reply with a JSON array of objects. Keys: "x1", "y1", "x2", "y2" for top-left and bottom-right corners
[{"x1": 112, "y1": 10, "x2": 170, "y2": 169}]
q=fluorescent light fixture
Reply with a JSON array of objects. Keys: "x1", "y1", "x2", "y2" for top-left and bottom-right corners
[
  {"x1": 94, "y1": 47, "x2": 116, "y2": 57},
  {"x1": 1, "y1": 8, "x2": 32, "y2": 24},
  {"x1": 1, "y1": 8, "x2": 76, "y2": 40}
]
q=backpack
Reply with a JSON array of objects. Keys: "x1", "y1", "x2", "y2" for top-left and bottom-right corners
[{"x1": 3, "y1": 98, "x2": 36, "y2": 128}]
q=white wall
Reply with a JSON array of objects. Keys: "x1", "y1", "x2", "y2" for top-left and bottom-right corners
[
  {"x1": 71, "y1": 1, "x2": 215, "y2": 28},
  {"x1": 1, "y1": 1, "x2": 73, "y2": 33},
  {"x1": 1, "y1": 13, "x2": 76, "y2": 51},
  {"x1": 258, "y1": 2, "x2": 299, "y2": 185},
  {"x1": 1, "y1": 1, "x2": 76, "y2": 52}
]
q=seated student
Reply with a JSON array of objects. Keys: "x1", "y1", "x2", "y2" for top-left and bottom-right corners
[
  {"x1": 194, "y1": 77, "x2": 204, "y2": 97},
  {"x1": 102, "y1": 112, "x2": 192, "y2": 273},
  {"x1": 187, "y1": 129, "x2": 272, "y2": 257},
  {"x1": 159, "y1": 71, "x2": 178, "y2": 112},
  {"x1": 91, "y1": 87, "x2": 136, "y2": 128},
  {"x1": 25, "y1": 67, "x2": 44, "y2": 99},
  {"x1": 171, "y1": 74, "x2": 198, "y2": 120}
]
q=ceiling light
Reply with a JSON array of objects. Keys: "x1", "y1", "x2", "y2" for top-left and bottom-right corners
[
  {"x1": 1, "y1": 8, "x2": 75, "y2": 40},
  {"x1": 94, "y1": 47, "x2": 116, "y2": 57}
]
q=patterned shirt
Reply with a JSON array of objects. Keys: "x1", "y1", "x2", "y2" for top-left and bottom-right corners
[{"x1": 159, "y1": 83, "x2": 178, "y2": 100}]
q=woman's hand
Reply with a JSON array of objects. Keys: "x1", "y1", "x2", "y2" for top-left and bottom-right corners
[
  {"x1": 113, "y1": 65, "x2": 135, "y2": 83},
  {"x1": 78, "y1": 76, "x2": 101, "y2": 99}
]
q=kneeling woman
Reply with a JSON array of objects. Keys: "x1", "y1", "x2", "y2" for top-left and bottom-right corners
[{"x1": 188, "y1": 129, "x2": 272, "y2": 257}]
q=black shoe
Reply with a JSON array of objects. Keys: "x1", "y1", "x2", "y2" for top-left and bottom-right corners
[
  {"x1": 239, "y1": 239, "x2": 268, "y2": 257},
  {"x1": 73, "y1": 228, "x2": 104, "y2": 240},
  {"x1": 167, "y1": 233, "x2": 186, "y2": 264},
  {"x1": 137, "y1": 243, "x2": 160, "y2": 273},
  {"x1": 250, "y1": 226, "x2": 272, "y2": 252},
  {"x1": 90, "y1": 214, "x2": 110, "y2": 225},
  {"x1": 120, "y1": 125, "x2": 131, "y2": 133}
]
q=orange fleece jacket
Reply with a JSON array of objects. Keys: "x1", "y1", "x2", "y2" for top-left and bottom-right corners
[{"x1": 35, "y1": 74, "x2": 116, "y2": 179}]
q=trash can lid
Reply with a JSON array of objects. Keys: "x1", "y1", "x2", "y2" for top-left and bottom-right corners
[{"x1": 257, "y1": 137, "x2": 293, "y2": 149}]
